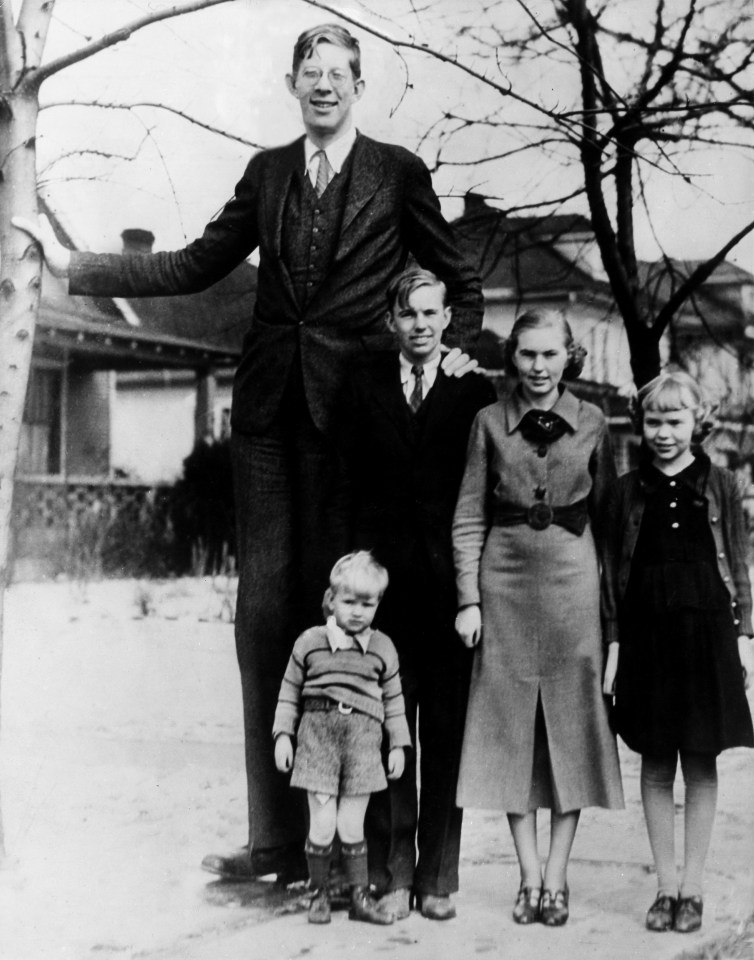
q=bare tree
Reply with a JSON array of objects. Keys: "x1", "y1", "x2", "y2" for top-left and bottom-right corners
[
  {"x1": 0, "y1": 0, "x2": 236, "y2": 863},
  {"x1": 306, "y1": 0, "x2": 754, "y2": 386}
]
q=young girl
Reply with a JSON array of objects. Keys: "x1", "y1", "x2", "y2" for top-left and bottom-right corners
[
  {"x1": 453, "y1": 309, "x2": 624, "y2": 927},
  {"x1": 602, "y1": 371, "x2": 754, "y2": 934},
  {"x1": 273, "y1": 551, "x2": 411, "y2": 925}
]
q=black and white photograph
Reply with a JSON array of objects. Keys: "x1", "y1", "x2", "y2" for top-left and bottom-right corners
[{"x1": 1, "y1": 1, "x2": 753, "y2": 958}]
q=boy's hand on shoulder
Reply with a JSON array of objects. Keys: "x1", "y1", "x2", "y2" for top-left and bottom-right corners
[
  {"x1": 738, "y1": 635, "x2": 753, "y2": 689},
  {"x1": 387, "y1": 747, "x2": 405, "y2": 780},
  {"x1": 441, "y1": 345, "x2": 480, "y2": 378},
  {"x1": 274, "y1": 734, "x2": 294, "y2": 773},
  {"x1": 455, "y1": 604, "x2": 482, "y2": 648}
]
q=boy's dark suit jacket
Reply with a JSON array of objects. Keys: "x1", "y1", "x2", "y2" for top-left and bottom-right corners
[
  {"x1": 70, "y1": 133, "x2": 482, "y2": 437},
  {"x1": 338, "y1": 352, "x2": 497, "y2": 616},
  {"x1": 337, "y1": 350, "x2": 496, "y2": 894}
]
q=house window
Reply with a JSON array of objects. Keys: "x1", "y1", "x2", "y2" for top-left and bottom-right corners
[{"x1": 19, "y1": 367, "x2": 62, "y2": 475}]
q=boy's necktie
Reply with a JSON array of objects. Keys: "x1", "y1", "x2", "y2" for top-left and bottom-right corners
[
  {"x1": 314, "y1": 150, "x2": 333, "y2": 197},
  {"x1": 409, "y1": 364, "x2": 424, "y2": 413}
]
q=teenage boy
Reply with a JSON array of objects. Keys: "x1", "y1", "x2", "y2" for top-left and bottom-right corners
[
  {"x1": 13, "y1": 26, "x2": 483, "y2": 883},
  {"x1": 336, "y1": 268, "x2": 496, "y2": 919}
]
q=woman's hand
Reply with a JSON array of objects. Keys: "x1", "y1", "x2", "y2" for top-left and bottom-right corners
[
  {"x1": 11, "y1": 214, "x2": 71, "y2": 278},
  {"x1": 387, "y1": 747, "x2": 405, "y2": 780},
  {"x1": 455, "y1": 604, "x2": 482, "y2": 648},
  {"x1": 738, "y1": 635, "x2": 753, "y2": 689},
  {"x1": 274, "y1": 734, "x2": 294, "y2": 773},
  {"x1": 603, "y1": 642, "x2": 619, "y2": 696}
]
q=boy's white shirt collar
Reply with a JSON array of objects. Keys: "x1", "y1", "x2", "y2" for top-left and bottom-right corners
[
  {"x1": 399, "y1": 352, "x2": 441, "y2": 391},
  {"x1": 304, "y1": 126, "x2": 358, "y2": 180},
  {"x1": 326, "y1": 615, "x2": 371, "y2": 653}
]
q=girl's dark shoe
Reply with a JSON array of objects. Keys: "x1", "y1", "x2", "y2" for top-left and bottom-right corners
[
  {"x1": 645, "y1": 892, "x2": 677, "y2": 932},
  {"x1": 674, "y1": 895, "x2": 703, "y2": 933},
  {"x1": 512, "y1": 885, "x2": 542, "y2": 924},
  {"x1": 308, "y1": 887, "x2": 331, "y2": 924},
  {"x1": 349, "y1": 886, "x2": 394, "y2": 925},
  {"x1": 541, "y1": 887, "x2": 569, "y2": 926}
]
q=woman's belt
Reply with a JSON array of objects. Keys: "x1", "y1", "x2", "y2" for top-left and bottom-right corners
[{"x1": 493, "y1": 498, "x2": 588, "y2": 534}]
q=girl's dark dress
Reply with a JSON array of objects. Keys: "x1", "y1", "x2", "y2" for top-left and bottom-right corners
[{"x1": 614, "y1": 456, "x2": 754, "y2": 757}]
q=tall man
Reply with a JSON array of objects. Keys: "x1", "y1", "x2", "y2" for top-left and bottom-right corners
[{"x1": 14, "y1": 23, "x2": 483, "y2": 883}]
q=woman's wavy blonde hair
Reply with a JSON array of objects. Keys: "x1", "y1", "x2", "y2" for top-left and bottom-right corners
[{"x1": 501, "y1": 309, "x2": 587, "y2": 381}]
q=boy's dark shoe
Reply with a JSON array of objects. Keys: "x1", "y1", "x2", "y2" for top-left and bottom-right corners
[
  {"x1": 349, "y1": 886, "x2": 395, "y2": 924},
  {"x1": 645, "y1": 892, "x2": 677, "y2": 932},
  {"x1": 377, "y1": 887, "x2": 411, "y2": 920},
  {"x1": 308, "y1": 887, "x2": 332, "y2": 924},
  {"x1": 418, "y1": 893, "x2": 456, "y2": 921},
  {"x1": 674, "y1": 895, "x2": 703, "y2": 933},
  {"x1": 201, "y1": 844, "x2": 307, "y2": 884}
]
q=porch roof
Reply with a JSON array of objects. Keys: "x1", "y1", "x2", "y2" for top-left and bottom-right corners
[{"x1": 34, "y1": 310, "x2": 238, "y2": 371}]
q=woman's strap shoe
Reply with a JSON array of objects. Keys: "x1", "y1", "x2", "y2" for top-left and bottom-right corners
[
  {"x1": 541, "y1": 886, "x2": 569, "y2": 926},
  {"x1": 645, "y1": 892, "x2": 677, "y2": 932},
  {"x1": 674, "y1": 895, "x2": 703, "y2": 933},
  {"x1": 512, "y1": 885, "x2": 542, "y2": 924}
]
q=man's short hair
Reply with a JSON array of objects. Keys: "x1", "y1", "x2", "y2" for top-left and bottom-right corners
[
  {"x1": 386, "y1": 267, "x2": 447, "y2": 314},
  {"x1": 291, "y1": 24, "x2": 361, "y2": 79}
]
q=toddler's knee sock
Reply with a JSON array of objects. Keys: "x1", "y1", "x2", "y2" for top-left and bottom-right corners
[
  {"x1": 342, "y1": 840, "x2": 392, "y2": 925},
  {"x1": 305, "y1": 838, "x2": 333, "y2": 890}
]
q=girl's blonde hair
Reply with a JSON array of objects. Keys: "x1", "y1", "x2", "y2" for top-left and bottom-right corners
[
  {"x1": 501, "y1": 309, "x2": 587, "y2": 380},
  {"x1": 637, "y1": 370, "x2": 715, "y2": 442}
]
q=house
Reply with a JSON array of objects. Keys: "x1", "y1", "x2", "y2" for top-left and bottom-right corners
[
  {"x1": 14, "y1": 213, "x2": 253, "y2": 578},
  {"x1": 451, "y1": 194, "x2": 754, "y2": 478}
]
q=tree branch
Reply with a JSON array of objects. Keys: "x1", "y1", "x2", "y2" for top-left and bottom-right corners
[
  {"x1": 22, "y1": 0, "x2": 235, "y2": 91},
  {"x1": 40, "y1": 99, "x2": 264, "y2": 149},
  {"x1": 652, "y1": 217, "x2": 754, "y2": 333},
  {"x1": 299, "y1": 0, "x2": 587, "y2": 139}
]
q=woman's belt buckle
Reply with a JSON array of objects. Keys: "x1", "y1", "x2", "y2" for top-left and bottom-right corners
[
  {"x1": 337, "y1": 702, "x2": 353, "y2": 715},
  {"x1": 527, "y1": 502, "x2": 553, "y2": 530}
]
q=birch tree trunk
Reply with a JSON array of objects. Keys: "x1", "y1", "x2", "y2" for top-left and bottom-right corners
[{"x1": 0, "y1": 0, "x2": 54, "y2": 862}]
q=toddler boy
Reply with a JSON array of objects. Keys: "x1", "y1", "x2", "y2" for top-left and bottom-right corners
[{"x1": 273, "y1": 551, "x2": 411, "y2": 924}]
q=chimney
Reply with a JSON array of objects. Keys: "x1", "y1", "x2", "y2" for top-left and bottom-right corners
[
  {"x1": 463, "y1": 192, "x2": 491, "y2": 217},
  {"x1": 121, "y1": 228, "x2": 155, "y2": 254}
]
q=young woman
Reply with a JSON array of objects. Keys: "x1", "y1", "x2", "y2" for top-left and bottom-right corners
[{"x1": 453, "y1": 309, "x2": 624, "y2": 927}]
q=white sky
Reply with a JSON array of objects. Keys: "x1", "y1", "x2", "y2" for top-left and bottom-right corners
[{"x1": 26, "y1": 0, "x2": 754, "y2": 271}]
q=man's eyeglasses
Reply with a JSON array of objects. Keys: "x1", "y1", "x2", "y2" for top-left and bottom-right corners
[{"x1": 298, "y1": 67, "x2": 353, "y2": 89}]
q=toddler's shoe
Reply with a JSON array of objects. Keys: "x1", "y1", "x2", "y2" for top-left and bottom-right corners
[
  {"x1": 308, "y1": 887, "x2": 331, "y2": 924},
  {"x1": 349, "y1": 886, "x2": 394, "y2": 924},
  {"x1": 645, "y1": 892, "x2": 677, "y2": 932},
  {"x1": 674, "y1": 895, "x2": 703, "y2": 933}
]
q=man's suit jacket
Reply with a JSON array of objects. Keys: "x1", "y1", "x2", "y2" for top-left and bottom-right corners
[
  {"x1": 69, "y1": 134, "x2": 483, "y2": 437},
  {"x1": 337, "y1": 352, "x2": 497, "y2": 610}
]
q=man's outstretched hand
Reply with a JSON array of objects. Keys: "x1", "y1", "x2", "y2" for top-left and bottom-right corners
[{"x1": 12, "y1": 214, "x2": 71, "y2": 278}]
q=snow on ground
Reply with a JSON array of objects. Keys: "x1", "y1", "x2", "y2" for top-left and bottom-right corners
[
  {"x1": 0, "y1": 577, "x2": 751, "y2": 960},
  {"x1": 0, "y1": 578, "x2": 250, "y2": 960}
]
